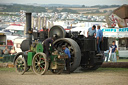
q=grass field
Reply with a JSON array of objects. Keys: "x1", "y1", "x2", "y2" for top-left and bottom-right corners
[
  {"x1": 0, "y1": 67, "x2": 128, "y2": 73},
  {"x1": 117, "y1": 59, "x2": 128, "y2": 62},
  {"x1": 97, "y1": 68, "x2": 128, "y2": 73},
  {"x1": 0, "y1": 67, "x2": 14, "y2": 72},
  {"x1": 56, "y1": 7, "x2": 117, "y2": 15}
]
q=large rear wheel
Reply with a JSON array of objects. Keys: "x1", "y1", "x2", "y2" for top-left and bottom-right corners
[{"x1": 54, "y1": 38, "x2": 81, "y2": 72}]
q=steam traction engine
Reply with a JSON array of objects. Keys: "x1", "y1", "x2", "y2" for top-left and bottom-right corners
[{"x1": 13, "y1": 13, "x2": 108, "y2": 75}]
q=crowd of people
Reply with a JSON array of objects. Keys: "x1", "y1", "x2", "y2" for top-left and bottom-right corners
[
  {"x1": 2, "y1": 46, "x2": 17, "y2": 55},
  {"x1": 87, "y1": 25, "x2": 117, "y2": 62},
  {"x1": 0, "y1": 45, "x2": 17, "y2": 62}
]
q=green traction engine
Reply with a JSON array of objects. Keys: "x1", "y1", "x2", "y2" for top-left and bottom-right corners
[
  {"x1": 14, "y1": 41, "x2": 68, "y2": 75},
  {"x1": 13, "y1": 13, "x2": 68, "y2": 75}
]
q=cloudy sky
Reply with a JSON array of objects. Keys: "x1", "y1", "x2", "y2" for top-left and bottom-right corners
[{"x1": 0, "y1": 0, "x2": 128, "y2": 6}]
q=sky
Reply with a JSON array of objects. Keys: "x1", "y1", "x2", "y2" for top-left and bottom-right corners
[{"x1": 0, "y1": 0, "x2": 128, "y2": 6}]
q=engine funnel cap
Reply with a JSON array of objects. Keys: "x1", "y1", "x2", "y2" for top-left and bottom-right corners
[{"x1": 49, "y1": 25, "x2": 66, "y2": 39}]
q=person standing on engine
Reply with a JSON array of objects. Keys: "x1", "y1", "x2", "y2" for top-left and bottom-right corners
[
  {"x1": 96, "y1": 25, "x2": 103, "y2": 53},
  {"x1": 62, "y1": 45, "x2": 71, "y2": 74},
  {"x1": 87, "y1": 25, "x2": 96, "y2": 38}
]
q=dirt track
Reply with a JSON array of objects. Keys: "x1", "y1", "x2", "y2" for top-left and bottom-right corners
[{"x1": 0, "y1": 68, "x2": 128, "y2": 85}]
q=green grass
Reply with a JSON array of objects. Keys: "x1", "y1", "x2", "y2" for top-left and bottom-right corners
[
  {"x1": 0, "y1": 67, "x2": 128, "y2": 74},
  {"x1": 97, "y1": 68, "x2": 128, "y2": 72},
  {"x1": 0, "y1": 12, "x2": 19, "y2": 16},
  {"x1": 0, "y1": 67, "x2": 15, "y2": 72},
  {"x1": 117, "y1": 59, "x2": 128, "y2": 62},
  {"x1": 81, "y1": 68, "x2": 128, "y2": 74}
]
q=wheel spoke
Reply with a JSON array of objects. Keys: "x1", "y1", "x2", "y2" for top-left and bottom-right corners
[
  {"x1": 36, "y1": 67, "x2": 40, "y2": 72},
  {"x1": 40, "y1": 65, "x2": 45, "y2": 70},
  {"x1": 40, "y1": 61, "x2": 44, "y2": 64},
  {"x1": 35, "y1": 61, "x2": 38, "y2": 63},
  {"x1": 39, "y1": 55, "x2": 42, "y2": 62},
  {"x1": 35, "y1": 57, "x2": 38, "y2": 62}
]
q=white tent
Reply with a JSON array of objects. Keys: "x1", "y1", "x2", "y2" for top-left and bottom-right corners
[
  {"x1": 102, "y1": 27, "x2": 128, "y2": 38},
  {"x1": 102, "y1": 27, "x2": 128, "y2": 50},
  {"x1": 5, "y1": 26, "x2": 24, "y2": 32},
  {"x1": 6, "y1": 35, "x2": 19, "y2": 41}
]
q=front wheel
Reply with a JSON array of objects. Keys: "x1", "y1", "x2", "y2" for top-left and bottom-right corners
[
  {"x1": 14, "y1": 57, "x2": 27, "y2": 75},
  {"x1": 32, "y1": 52, "x2": 49, "y2": 75}
]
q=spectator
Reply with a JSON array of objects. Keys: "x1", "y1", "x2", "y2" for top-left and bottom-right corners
[
  {"x1": 3, "y1": 46, "x2": 10, "y2": 55},
  {"x1": 10, "y1": 46, "x2": 17, "y2": 55},
  {"x1": 110, "y1": 41, "x2": 117, "y2": 62}
]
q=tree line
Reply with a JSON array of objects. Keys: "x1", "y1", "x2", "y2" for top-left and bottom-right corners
[
  {"x1": 0, "y1": 4, "x2": 120, "y2": 13},
  {"x1": 0, "y1": 4, "x2": 47, "y2": 12},
  {"x1": 0, "y1": 4, "x2": 78, "y2": 13}
]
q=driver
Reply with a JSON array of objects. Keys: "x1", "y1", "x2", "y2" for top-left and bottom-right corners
[
  {"x1": 62, "y1": 45, "x2": 71, "y2": 74},
  {"x1": 43, "y1": 37, "x2": 54, "y2": 60}
]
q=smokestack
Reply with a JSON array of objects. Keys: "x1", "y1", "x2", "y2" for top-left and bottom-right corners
[{"x1": 26, "y1": 12, "x2": 32, "y2": 46}]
